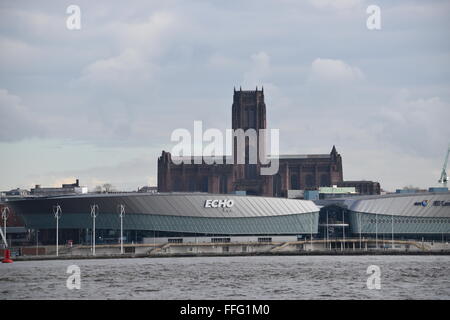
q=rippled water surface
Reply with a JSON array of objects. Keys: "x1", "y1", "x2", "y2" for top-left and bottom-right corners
[{"x1": 1, "y1": 255, "x2": 449, "y2": 299}]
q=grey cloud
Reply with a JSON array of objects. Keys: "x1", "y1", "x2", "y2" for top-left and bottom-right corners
[
  {"x1": 0, "y1": 0, "x2": 449, "y2": 191},
  {"x1": 27, "y1": 155, "x2": 158, "y2": 191},
  {"x1": 0, "y1": 89, "x2": 44, "y2": 141}
]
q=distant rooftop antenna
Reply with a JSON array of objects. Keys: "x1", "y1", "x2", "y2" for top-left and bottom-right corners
[{"x1": 438, "y1": 144, "x2": 450, "y2": 187}]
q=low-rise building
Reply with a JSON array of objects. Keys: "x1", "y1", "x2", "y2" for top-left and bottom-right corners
[{"x1": 30, "y1": 179, "x2": 87, "y2": 196}]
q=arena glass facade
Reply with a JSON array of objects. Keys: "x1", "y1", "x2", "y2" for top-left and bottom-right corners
[
  {"x1": 5, "y1": 193, "x2": 320, "y2": 245},
  {"x1": 5, "y1": 192, "x2": 449, "y2": 245},
  {"x1": 316, "y1": 192, "x2": 450, "y2": 242}
]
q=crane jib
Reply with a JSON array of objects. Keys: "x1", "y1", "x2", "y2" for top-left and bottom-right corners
[{"x1": 438, "y1": 144, "x2": 450, "y2": 186}]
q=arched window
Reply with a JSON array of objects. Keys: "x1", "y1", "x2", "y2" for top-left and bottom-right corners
[
  {"x1": 305, "y1": 175, "x2": 314, "y2": 188},
  {"x1": 290, "y1": 174, "x2": 299, "y2": 190},
  {"x1": 219, "y1": 175, "x2": 228, "y2": 194},
  {"x1": 200, "y1": 177, "x2": 208, "y2": 192},
  {"x1": 244, "y1": 139, "x2": 258, "y2": 179},
  {"x1": 320, "y1": 174, "x2": 330, "y2": 187},
  {"x1": 172, "y1": 178, "x2": 182, "y2": 192},
  {"x1": 248, "y1": 108, "x2": 256, "y2": 128},
  {"x1": 245, "y1": 164, "x2": 258, "y2": 179},
  {"x1": 273, "y1": 174, "x2": 282, "y2": 197},
  {"x1": 188, "y1": 179, "x2": 196, "y2": 192}
]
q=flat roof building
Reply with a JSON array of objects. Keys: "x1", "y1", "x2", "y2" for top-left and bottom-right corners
[{"x1": 30, "y1": 179, "x2": 88, "y2": 197}]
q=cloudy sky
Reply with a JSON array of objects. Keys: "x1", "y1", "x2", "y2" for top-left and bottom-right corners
[{"x1": 0, "y1": 0, "x2": 449, "y2": 192}]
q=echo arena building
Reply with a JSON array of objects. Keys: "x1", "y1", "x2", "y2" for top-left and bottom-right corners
[
  {"x1": 5, "y1": 190, "x2": 450, "y2": 245},
  {"x1": 6, "y1": 193, "x2": 319, "y2": 245}
]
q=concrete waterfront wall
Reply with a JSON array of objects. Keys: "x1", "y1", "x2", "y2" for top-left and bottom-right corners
[
  {"x1": 142, "y1": 235, "x2": 299, "y2": 244},
  {"x1": 7, "y1": 239, "x2": 450, "y2": 260}
]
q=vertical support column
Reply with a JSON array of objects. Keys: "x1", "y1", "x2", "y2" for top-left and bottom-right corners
[
  {"x1": 298, "y1": 165, "x2": 302, "y2": 190},
  {"x1": 91, "y1": 204, "x2": 99, "y2": 256},
  {"x1": 342, "y1": 210, "x2": 345, "y2": 251},
  {"x1": 359, "y1": 212, "x2": 362, "y2": 250},
  {"x1": 284, "y1": 163, "x2": 289, "y2": 192},
  {"x1": 53, "y1": 205, "x2": 62, "y2": 257},
  {"x1": 181, "y1": 163, "x2": 185, "y2": 191},
  {"x1": 310, "y1": 213, "x2": 313, "y2": 251},
  {"x1": 166, "y1": 153, "x2": 172, "y2": 192},
  {"x1": 329, "y1": 164, "x2": 333, "y2": 186},
  {"x1": 118, "y1": 204, "x2": 125, "y2": 255},
  {"x1": 1, "y1": 207, "x2": 9, "y2": 248},
  {"x1": 375, "y1": 213, "x2": 378, "y2": 249},
  {"x1": 391, "y1": 215, "x2": 394, "y2": 250},
  {"x1": 314, "y1": 164, "x2": 318, "y2": 187},
  {"x1": 326, "y1": 210, "x2": 329, "y2": 251}
]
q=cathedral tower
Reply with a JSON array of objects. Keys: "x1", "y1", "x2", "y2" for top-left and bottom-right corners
[{"x1": 231, "y1": 87, "x2": 271, "y2": 195}]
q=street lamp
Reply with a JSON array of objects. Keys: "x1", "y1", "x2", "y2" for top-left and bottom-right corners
[
  {"x1": 117, "y1": 204, "x2": 125, "y2": 254},
  {"x1": 1, "y1": 206, "x2": 9, "y2": 247},
  {"x1": 358, "y1": 212, "x2": 362, "y2": 250},
  {"x1": 342, "y1": 210, "x2": 345, "y2": 251},
  {"x1": 36, "y1": 229, "x2": 39, "y2": 256},
  {"x1": 1, "y1": 206, "x2": 13, "y2": 263},
  {"x1": 326, "y1": 210, "x2": 329, "y2": 251},
  {"x1": 53, "y1": 205, "x2": 62, "y2": 256},
  {"x1": 375, "y1": 212, "x2": 378, "y2": 249},
  {"x1": 391, "y1": 215, "x2": 394, "y2": 250},
  {"x1": 310, "y1": 213, "x2": 313, "y2": 251},
  {"x1": 90, "y1": 204, "x2": 99, "y2": 256}
]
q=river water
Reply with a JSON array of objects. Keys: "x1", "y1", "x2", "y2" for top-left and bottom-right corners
[{"x1": 1, "y1": 255, "x2": 449, "y2": 300}]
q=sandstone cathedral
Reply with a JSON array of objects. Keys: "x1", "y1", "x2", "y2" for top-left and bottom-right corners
[{"x1": 158, "y1": 88, "x2": 379, "y2": 197}]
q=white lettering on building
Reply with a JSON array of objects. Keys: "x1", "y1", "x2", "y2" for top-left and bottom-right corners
[{"x1": 204, "y1": 199, "x2": 234, "y2": 208}]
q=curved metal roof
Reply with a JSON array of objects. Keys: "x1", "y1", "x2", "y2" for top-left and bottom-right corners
[
  {"x1": 7, "y1": 193, "x2": 319, "y2": 219},
  {"x1": 317, "y1": 192, "x2": 450, "y2": 218}
]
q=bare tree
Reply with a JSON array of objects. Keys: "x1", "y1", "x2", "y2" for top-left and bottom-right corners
[
  {"x1": 102, "y1": 183, "x2": 115, "y2": 193},
  {"x1": 403, "y1": 185, "x2": 420, "y2": 191}
]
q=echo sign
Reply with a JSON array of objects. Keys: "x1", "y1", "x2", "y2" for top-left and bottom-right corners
[{"x1": 204, "y1": 199, "x2": 234, "y2": 208}]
